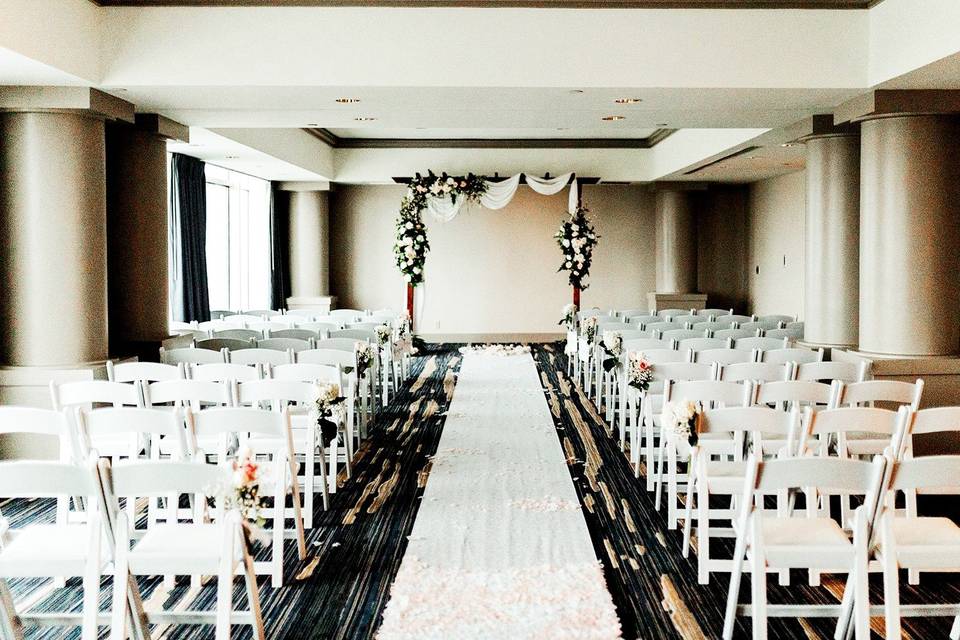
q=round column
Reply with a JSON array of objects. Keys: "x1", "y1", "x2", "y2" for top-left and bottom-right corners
[
  {"x1": 106, "y1": 123, "x2": 170, "y2": 355},
  {"x1": 289, "y1": 190, "x2": 330, "y2": 298},
  {"x1": 655, "y1": 190, "x2": 697, "y2": 293},
  {"x1": 0, "y1": 112, "x2": 108, "y2": 366},
  {"x1": 859, "y1": 115, "x2": 960, "y2": 357},
  {"x1": 803, "y1": 133, "x2": 860, "y2": 348}
]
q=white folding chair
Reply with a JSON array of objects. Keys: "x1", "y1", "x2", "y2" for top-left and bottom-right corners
[
  {"x1": 682, "y1": 406, "x2": 801, "y2": 584},
  {"x1": 198, "y1": 337, "x2": 256, "y2": 352},
  {"x1": 722, "y1": 455, "x2": 887, "y2": 640},
  {"x1": 695, "y1": 348, "x2": 754, "y2": 366},
  {"x1": 258, "y1": 338, "x2": 312, "y2": 354},
  {"x1": 760, "y1": 348, "x2": 824, "y2": 365},
  {"x1": 715, "y1": 328, "x2": 759, "y2": 341},
  {"x1": 655, "y1": 378, "x2": 751, "y2": 529},
  {"x1": 213, "y1": 328, "x2": 262, "y2": 342},
  {"x1": 679, "y1": 337, "x2": 731, "y2": 353},
  {"x1": 719, "y1": 362, "x2": 791, "y2": 384},
  {"x1": 268, "y1": 328, "x2": 318, "y2": 342},
  {"x1": 107, "y1": 361, "x2": 184, "y2": 383},
  {"x1": 235, "y1": 380, "x2": 332, "y2": 519},
  {"x1": 98, "y1": 459, "x2": 265, "y2": 640},
  {"x1": 796, "y1": 360, "x2": 868, "y2": 384},
  {"x1": 190, "y1": 362, "x2": 262, "y2": 383},
  {"x1": 0, "y1": 459, "x2": 107, "y2": 640},
  {"x1": 734, "y1": 337, "x2": 790, "y2": 353},
  {"x1": 160, "y1": 347, "x2": 227, "y2": 366},
  {"x1": 230, "y1": 348, "x2": 294, "y2": 368},
  {"x1": 186, "y1": 408, "x2": 308, "y2": 586}
]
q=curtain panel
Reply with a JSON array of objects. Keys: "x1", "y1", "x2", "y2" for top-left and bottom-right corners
[{"x1": 169, "y1": 152, "x2": 210, "y2": 322}]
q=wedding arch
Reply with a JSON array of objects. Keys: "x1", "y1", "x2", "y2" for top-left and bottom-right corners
[{"x1": 394, "y1": 170, "x2": 599, "y2": 326}]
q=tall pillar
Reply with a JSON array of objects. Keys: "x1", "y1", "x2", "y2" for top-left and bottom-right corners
[
  {"x1": 0, "y1": 111, "x2": 109, "y2": 366},
  {"x1": 106, "y1": 114, "x2": 189, "y2": 360},
  {"x1": 858, "y1": 114, "x2": 960, "y2": 357},
  {"x1": 283, "y1": 184, "x2": 336, "y2": 314},
  {"x1": 803, "y1": 132, "x2": 860, "y2": 349},
  {"x1": 0, "y1": 88, "x2": 134, "y2": 458},
  {"x1": 649, "y1": 190, "x2": 706, "y2": 311}
]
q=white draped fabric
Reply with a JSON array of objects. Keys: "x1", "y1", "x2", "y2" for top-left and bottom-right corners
[
  {"x1": 425, "y1": 172, "x2": 578, "y2": 222},
  {"x1": 377, "y1": 352, "x2": 621, "y2": 639}
]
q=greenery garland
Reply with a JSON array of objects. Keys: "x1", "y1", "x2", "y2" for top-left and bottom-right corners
[
  {"x1": 554, "y1": 204, "x2": 600, "y2": 290},
  {"x1": 394, "y1": 170, "x2": 487, "y2": 285}
]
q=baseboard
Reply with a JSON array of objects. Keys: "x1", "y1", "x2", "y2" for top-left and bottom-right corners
[{"x1": 416, "y1": 332, "x2": 564, "y2": 344}]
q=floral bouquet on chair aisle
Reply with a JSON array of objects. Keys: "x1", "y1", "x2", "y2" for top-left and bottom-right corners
[
  {"x1": 627, "y1": 353, "x2": 653, "y2": 392},
  {"x1": 355, "y1": 342, "x2": 375, "y2": 379},
  {"x1": 581, "y1": 315, "x2": 599, "y2": 346},
  {"x1": 393, "y1": 317, "x2": 416, "y2": 358},
  {"x1": 314, "y1": 382, "x2": 346, "y2": 448},
  {"x1": 559, "y1": 303, "x2": 578, "y2": 331},
  {"x1": 600, "y1": 331, "x2": 623, "y2": 372},
  {"x1": 208, "y1": 447, "x2": 270, "y2": 547},
  {"x1": 375, "y1": 325, "x2": 392, "y2": 349},
  {"x1": 661, "y1": 400, "x2": 701, "y2": 456}
]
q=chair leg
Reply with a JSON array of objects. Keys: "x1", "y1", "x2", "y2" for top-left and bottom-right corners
[
  {"x1": 882, "y1": 558, "x2": 901, "y2": 640},
  {"x1": 316, "y1": 440, "x2": 330, "y2": 511},
  {"x1": 327, "y1": 437, "x2": 339, "y2": 494},
  {"x1": 303, "y1": 449, "x2": 314, "y2": 530},
  {"x1": 241, "y1": 532, "x2": 266, "y2": 640},
  {"x1": 271, "y1": 505, "x2": 284, "y2": 588},
  {"x1": 722, "y1": 521, "x2": 749, "y2": 640},
  {"x1": 0, "y1": 578, "x2": 23, "y2": 640},
  {"x1": 750, "y1": 539, "x2": 768, "y2": 640},
  {"x1": 682, "y1": 475, "x2": 695, "y2": 559},
  {"x1": 697, "y1": 485, "x2": 710, "y2": 585},
  {"x1": 668, "y1": 449, "x2": 680, "y2": 530},
  {"x1": 111, "y1": 548, "x2": 130, "y2": 640},
  {"x1": 950, "y1": 615, "x2": 960, "y2": 640},
  {"x1": 215, "y1": 561, "x2": 233, "y2": 640}
]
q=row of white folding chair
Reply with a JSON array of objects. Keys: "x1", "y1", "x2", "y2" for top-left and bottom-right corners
[{"x1": 0, "y1": 455, "x2": 267, "y2": 640}]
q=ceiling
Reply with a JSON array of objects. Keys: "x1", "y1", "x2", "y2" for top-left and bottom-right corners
[{"x1": 91, "y1": 0, "x2": 882, "y2": 7}]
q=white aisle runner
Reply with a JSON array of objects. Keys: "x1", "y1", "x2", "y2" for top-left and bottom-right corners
[{"x1": 377, "y1": 352, "x2": 622, "y2": 639}]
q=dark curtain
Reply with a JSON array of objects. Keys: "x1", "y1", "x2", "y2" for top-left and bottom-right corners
[
  {"x1": 170, "y1": 153, "x2": 210, "y2": 322},
  {"x1": 270, "y1": 186, "x2": 291, "y2": 311}
]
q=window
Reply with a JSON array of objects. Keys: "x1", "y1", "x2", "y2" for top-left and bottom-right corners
[{"x1": 204, "y1": 165, "x2": 272, "y2": 312}]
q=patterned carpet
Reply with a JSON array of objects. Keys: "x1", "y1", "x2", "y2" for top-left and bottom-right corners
[{"x1": 6, "y1": 343, "x2": 959, "y2": 639}]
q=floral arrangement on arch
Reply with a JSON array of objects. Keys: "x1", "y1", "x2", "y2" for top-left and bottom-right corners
[
  {"x1": 554, "y1": 204, "x2": 599, "y2": 290},
  {"x1": 394, "y1": 171, "x2": 488, "y2": 285}
]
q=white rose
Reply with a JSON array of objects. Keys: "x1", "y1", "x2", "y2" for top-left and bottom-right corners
[
  {"x1": 565, "y1": 261, "x2": 572, "y2": 268},
  {"x1": 405, "y1": 274, "x2": 412, "y2": 282},
  {"x1": 406, "y1": 222, "x2": 413, "y2": 230},
  {"x1": 416, "y1": 234, "x2": 424, "y2": 241},
  {"x1": 562, "y1": 239, "x2": 570, "y2": 247},
  {"x1": 413, "y1": 266, "x2": 421, "y2": 274}
]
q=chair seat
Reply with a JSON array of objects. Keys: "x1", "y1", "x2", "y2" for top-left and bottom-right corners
[
  {"x1": 129, "y1": 523, "x2": 239, "y2": 575},
  {"x1": 0, "y1": 525, "x2": 97, "y2": 576},
  {"x1": 753, "y1": 517, "x2": 853, "y2": 568},
  {"x1": 879, "y1": 517, "x2": 960, "y2": 569}
]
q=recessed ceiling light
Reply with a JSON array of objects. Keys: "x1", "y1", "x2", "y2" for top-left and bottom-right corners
[
  {"x1": 354, "y1": 117, "x2": 377, "y2": 122},
  {"x1": 307, "y1": 123, "x2": 319, "y2": 127},
  {"x1": 601, "y1": 115, "x2": 626, "y2": 121},
  {"x1": 569, "y1": 89, "x2": 584, "y2": 94},
  {"x1": 335, "y1": 98, "x2": 361, "y2": 104},
  {"x1": 656, "y1": 122, "x2": 669, "y2": 127},
  {"x1": 614, "y1": 97, "x2": 642, "y2": 104},
  {"x1": 780, "y1": 142, "x2": 800, "y2": 147},
  {"x1": 225, "y1": 155, "x2": 239, "y2": 159}
]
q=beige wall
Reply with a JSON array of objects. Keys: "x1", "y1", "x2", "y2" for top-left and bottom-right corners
[
  {"x1": 746, "y1": 171, "x2": 806, "y2": 319},
  {"x1": 329, "y1": 184, "x2": 655, "y2": 337}
]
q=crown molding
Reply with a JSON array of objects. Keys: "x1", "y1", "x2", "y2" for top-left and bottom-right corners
[{"x1": 304, "y1": 127, "x2": 675, "y2": 149}]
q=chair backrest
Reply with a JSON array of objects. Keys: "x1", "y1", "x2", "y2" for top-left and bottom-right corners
[
  {"x1": 739, "y1": 320, "x2": 781, "y2": 332},
  {"x1": 258, "y1": 337, "x2": 312, "y2": 353},
  {"x1": 330, "y1": 329, "x2": 375, "y2": 342},
  {"x1": 649, "y1": 362, "x2": 715, "y2": 382},
  {"x1": 641, "y1": 349, "x2": 692, "y2": 364},
  {"x1": 657, "y1": 308, "x2": 688, "y2": 319},
  {"x1": 836, "y1": 379, "x2": 923, "y2": 411},
  {"x1": 171, "y1": 329, "x2": 209, "y2": 341},
  {"x1": 673, "y1": 314, "x2": 700, "y2": 328},
  {"x1": 296, "y1": 322, "x2": 340, "y2": 337},
  {"x1": 803, "y1": 407, "x2": 900, "y2": 453},
  {"x1": 271, "y1": 363, "x2": 342, "y2": 386},
  {"x1": 727, "y1": 314, "x2": 753, "y2": 324},
  {"x1": 186, "y1": 407, "x2": 290, "y2": 458},
  {"x1": 247, "y1": 321, "x2": 289, "y2": 333},
  {"x1": 189, "y1": 362, "x2": 261, "y2": 382},
  {"x1": 244, "y1": 309, "x2": 277, "y2": 318},
  {"x1": 754, "y1": 380, "x2": 834, "y2": 409},
  {"x1": 347, "y1": 321, "x2": 383, "y2": 331},
  {"x1": 0, "y1": 459, "x2": 99, "y2": 499},
  {"x1": 313, "y1": 316, "x2": 346, "y2": 329},
  {"x1": 577, "y1": 309, "x2": 603, "y2": 320},
  {"x1": 752, "y1": 454, "x2": 886, "y2": 495},
  {"x1": 795, "y1": 360, "x2": 867, "y2": 383},
  {"x1": 108, "y1": 361, "x2": 183, "y2": 383},
  {"x1": 0, "y1": 407, "x2": 73, "y2": 459},
  {"x1": 143, "y1": 379, "x2": 232, "y2": 409},
  {"x1": 196, "y1": 337, "x2": 255, "y2": 352},
  {"x1": 284, "y1": 309, "x2": 316, "y2": 320},
  {"x1": 617, "y1": 309, "x2": 650, "y2": 319},
  {"x1": 208, "y1": 309, "x2": 234, "y2": 320},
  {"x1": 904, "y1": 406, "x2": 960, "y2": 436},
  {"x1": 623, "y1": 338, "x2": 672, "y2": 352},
  {"x1": 661, "y1": 329, "x2": 707, "y2": 342},
  {"x1": 212, "y1": 328, "x2": 262, "y2": 341},
  {"x1": 645, "y1": 321, "x2": 675, "y2": 334},
  {"x1": 758, "y1": 314, "x2": 795, "y2": 325},
  {"x1": 720, "y1": 361, "x2": 791, "y2": 383},
  {"x1": 618, "y1": 329, "x2": 655, "y2": 340},
  {"x1": 51, "y1": 380, "x2": 141, "y2": 410},
  {"x1": 197, "y1": 319, "x2": 241, "y2": 332},
  {"x1": 690, "y1": 321, "x2": 726, "y2": 333},
  {"x1": 314, "y1": 338, "x2": 364, "y2": 352},
  {"x1": 160, "y1": 347, "x2": 227, "y2": 366},
  {"x1": 78, "y1": 406, "x2": 190, "y2": 459},
  {"x1": 222, "y1": 314, "x2": 263, "y2": 326},
  {"x1": 760, "y1": 347, "x2": 824, "y2": 365},
  {"x1": 267, "y1": 315, "x2": 299, "y2": 326},
  {"x1": 699, "y1": 308, "x2": 732, "y2": 317},
  {"x1": 713, "y1": 328, "x2": 757, "y2": 341},
  {"x1": 734, "y1": 336, "x2": 789, "y2": 351},
  {"x1": 785, "y1": 321, "x2": 804, "y2": 331},
  {"x1": 765, "y1": 327, "x2": 803, "y2": 340},
  {"x1": 236, "y1": 379, "x2": 318, "y2": 408},
  {"x1": 102, "y1": 459, "x2": 229, "y2": 502},
  {"x1": 270, "y1": 328, "x2": 319, "y2": 342},
  {"x1": 627, "y1": 315, "x2": 659, "y2": 329},
  {"x1": 699, "y1": 406, "x2": 800, "y2": 446},
  {"x1": 886, "y1": 455, "x2": 960, "y2": 491},
  {"x1": 596, "y1": 321, "x2": 632, "y2": 332},
  {"x1": 296, "y1": 348, "x2": 355, "y2": 369},
  {"x1": 677, "y1": 337, "x2": 728, "y2": 353},
  {"x1": 693, "y1": 348, "x2": 753, "y2": 366},
  {"x1": 330, "y1": 309, "x2": 363, "y2": 322},
  {"x1": 665, "y1": 379, "x2": 750, "y2": 407},
  {"x1": 229, "y1": 347, "x2": 293, "y2": 367}
]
